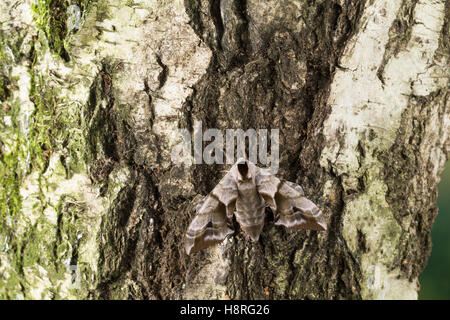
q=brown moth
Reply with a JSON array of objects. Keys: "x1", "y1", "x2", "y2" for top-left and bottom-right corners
[{"x1": 185, "y1": 158, "x2": 327, "y2": 255}]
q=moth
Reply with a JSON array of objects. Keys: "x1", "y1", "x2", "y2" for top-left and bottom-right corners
[{"x1": 185, "y1": 158, "x2": 327, "y2": 255}]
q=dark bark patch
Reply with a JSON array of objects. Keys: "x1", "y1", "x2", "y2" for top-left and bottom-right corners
[{"x1": 181, "y1": 0, "x2": 367, "y2": 299}]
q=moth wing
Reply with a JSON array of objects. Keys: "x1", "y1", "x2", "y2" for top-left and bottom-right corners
[
  {"x1": 256, "y1": 170, "x2": 326, "y2": 231},
  {"x1": 255, "y1": 168, "x2": 281, "y2": 211},
  {"x1": 185, "y1": 171, "x2": 238, "y2": 255},
  {"x1": 274, "y1": 180, "x2": 327, "y2": 231},
  {"x1": 211, "y1": 169, "x2": 238, "y2": 219}
]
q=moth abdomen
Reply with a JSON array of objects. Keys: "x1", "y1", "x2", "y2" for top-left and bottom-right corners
[
  {"x1": 235, "y1": 216, "x2": 265, "y2": 241},
  {"x1": 235, "y1": 202, "x2": 266, "y2": 241}
]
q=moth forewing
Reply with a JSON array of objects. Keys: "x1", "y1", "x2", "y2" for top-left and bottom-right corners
[
  {"x1": 273, "y1": 181, "x2": 327, "y2": 231},
  {"x1": 185, "y1": 199, "x2": 234, "y2": 255},
  {"x1": 211, "y1": 170, "x2": 238, "y2": 206},
  {"x1": 255, "y1": 170, "x2": 280, "y2": 211}
]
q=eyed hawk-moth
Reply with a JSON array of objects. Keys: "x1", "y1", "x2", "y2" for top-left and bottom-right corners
[{"x1": 185, "y1": 158, "x2": 327, "y2": 255}]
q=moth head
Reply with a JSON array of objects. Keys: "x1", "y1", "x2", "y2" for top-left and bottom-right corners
[{"x1": 236, "y1": 158, "x2": 251, "y2": 182}]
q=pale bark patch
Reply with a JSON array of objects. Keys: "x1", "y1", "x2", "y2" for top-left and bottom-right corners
[{"x1": 320, "y1": 0, "x2": 446, "y2": 299}]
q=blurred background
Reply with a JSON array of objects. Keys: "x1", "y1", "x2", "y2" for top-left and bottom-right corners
[{"x1": 419, "y1": 160, "x2": 450, "y2": 299}]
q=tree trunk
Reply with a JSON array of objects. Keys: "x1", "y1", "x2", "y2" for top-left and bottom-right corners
[{"x1": 0, "y1": 0, "x2": 448, "y2": 300}]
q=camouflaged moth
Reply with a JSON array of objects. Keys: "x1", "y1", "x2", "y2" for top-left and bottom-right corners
[{"x1": 185, "y1": 158, "x2": 327, "y2": 255}]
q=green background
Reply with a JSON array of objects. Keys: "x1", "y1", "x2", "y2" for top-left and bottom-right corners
[{"x1": 419, "y1": 161, "x2": 450, "y2": 299}]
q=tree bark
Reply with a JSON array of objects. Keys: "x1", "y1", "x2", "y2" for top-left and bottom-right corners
[{"x1": 0, "y1": 0, "x2": 448, "y2": 300}]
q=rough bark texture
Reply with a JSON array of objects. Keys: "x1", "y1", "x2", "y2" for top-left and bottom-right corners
[{"x1": 0, "y1": 0, "x2": 448, "y2": 300}]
